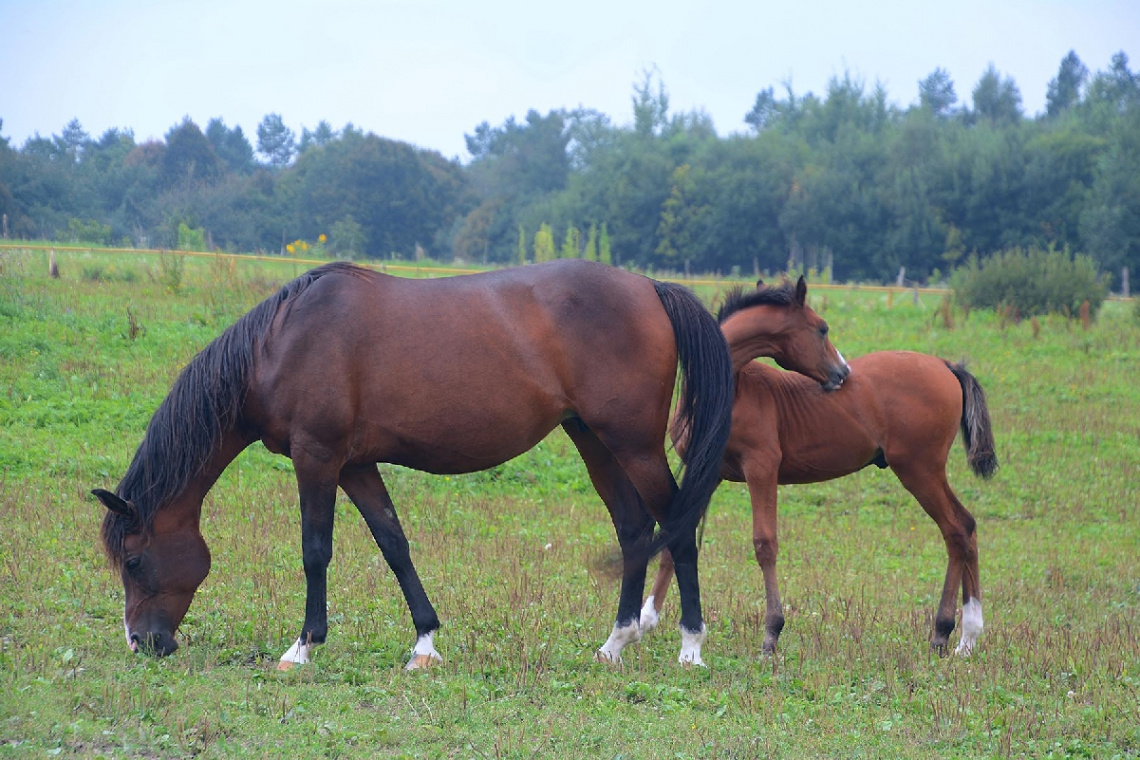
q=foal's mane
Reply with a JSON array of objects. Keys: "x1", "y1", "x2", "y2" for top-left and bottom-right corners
[
  {"x1": 716, "y1": 280, "x2": 797, "y2": 324},
  {"x1": 101, "y1": 262, "x2": 370, "y2": 563}
]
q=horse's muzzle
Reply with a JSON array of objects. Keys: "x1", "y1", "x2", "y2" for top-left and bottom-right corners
[{"x1": 130, "y1": 630, "x2": 179, "y2": 657}]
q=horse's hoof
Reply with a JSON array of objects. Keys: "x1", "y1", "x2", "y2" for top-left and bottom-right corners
[
  {"x1": 276, "y1": 660, "x2": 296, "y2": 672},
  {"x1": 594, "y1": 649, "x2": 622, "y2": 666},
  {"x1": 404, "y1": 653, "x2": 441, "y2": 670}
]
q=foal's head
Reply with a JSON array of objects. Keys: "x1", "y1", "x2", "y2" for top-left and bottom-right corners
[
  {"x1": 94, "y1": 488, "x2": 210, "y2": 657},
  {"x1": 717, "y1": 276, "x2": 849, "y2": 389}
]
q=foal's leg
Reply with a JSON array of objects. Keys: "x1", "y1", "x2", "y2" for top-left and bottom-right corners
[
  {"x1": 639, "y1": 549, "x2": 675, "y2": 633},
  {"x1": 278, "y1": 457, "x2": 340, "y2": 669},
  {"x1": 561, "y1": 421, "x2": 654, "y2": 665},
  {"x1": 338, "y1": 463, "x2": 442, "y2": 669},
  {"x1": 742, "y1": 462, "x2": 784, "y2": 654},
  {"x1": 892, "y1": 464, "x2": 982, "y2": 655}
]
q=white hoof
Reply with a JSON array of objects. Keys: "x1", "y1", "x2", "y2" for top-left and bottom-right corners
[
  {"x1": 404, "y1": 631, "x2": 442, "y2": 670},
  {"x1": 639, "y1": 596, "x2": 660, "y2": 633},
  {"x1": 277, "y1": 638, "x2": 312, "y2": 670},
  {"x1": 595, "y1": 620, "x2": 641, "y2": 665},
  {"x1": 678, "y1": 623, "x2": 707, "y2": 667},
  {"x1": 955, "y1": 598, "x2": 984, "y2": 655}
]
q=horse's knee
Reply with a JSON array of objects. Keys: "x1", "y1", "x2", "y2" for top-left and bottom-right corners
[
  {"x1": 302, "y1": 543, "x2": 333, "y2": 573},
  {"x1": 753, "y1": 536, "x2": 778, "y2": 566}
]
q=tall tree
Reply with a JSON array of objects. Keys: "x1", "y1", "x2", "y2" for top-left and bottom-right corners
[
  {"x1": 919, "y1": 68, "x2": 957, "y2": 117},
  {"x1": 1046, "y1": 51, "x2": 1089, "y2": 117},
  {"x1": 971, "y1": 64, "x2": 1023, "y2": 124},
  {"x1": 206, "y1": 118, "x2": 255, "y2": 173},
  {"x1": 257, "y1": 113, "x2": 296, "y2": 168},
  {"x1": 162, "y1": 118, "x2": 222, "y2": 186}
]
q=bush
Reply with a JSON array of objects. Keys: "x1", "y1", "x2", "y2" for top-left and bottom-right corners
[{"x1": 950, "y1": 246, "x2": 1109, "y2": 319}]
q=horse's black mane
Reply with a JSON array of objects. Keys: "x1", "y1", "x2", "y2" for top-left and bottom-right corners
[
  {"x1": 716, "y1": 280, "x2": 797, "y2": 324},
  {"x1": 101, "y1": 261, "x2": 369, "y2": 563}
]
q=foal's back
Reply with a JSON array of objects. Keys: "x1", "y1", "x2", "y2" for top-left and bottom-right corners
[{"x1": 724, "y1": 351, "x2": 964, "y2": 484}]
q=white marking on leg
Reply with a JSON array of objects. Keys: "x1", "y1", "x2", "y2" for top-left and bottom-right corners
[
  {"x1": 595, "y1": 620, "x2": 641, "y2": 665},
  {"x1": 639, "y1": 596, "x2": 660, "y2": 634},
  {"x1": 678, "y1": 623, "x2": 707, "y2": 667},
  {"x1": 405, "y1": 631, "x2": 442, "y2": 670},
  {"x1": 955, "y1": 598, "x2": 983, "y2": 655},
  {"x1": 279, "y1": 637, "x2": 311, "y2": 667}
]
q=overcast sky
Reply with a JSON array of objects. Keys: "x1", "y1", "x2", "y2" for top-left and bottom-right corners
[{"x1": 2, "y1": 0, "x2": 1137, "y2": 162}]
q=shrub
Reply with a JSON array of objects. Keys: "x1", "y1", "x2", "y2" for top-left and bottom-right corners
[{"x1": 950, "y1": 246, "x2": 1109, "y2": 319}]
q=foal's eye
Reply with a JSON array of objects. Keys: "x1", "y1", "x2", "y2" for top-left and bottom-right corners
[
  {"x1": 819, "y1": 324, "x2": 829, "y2": 337},
  {"x1": 125, "y1": 556, "x2": 142, "y2": 572}
]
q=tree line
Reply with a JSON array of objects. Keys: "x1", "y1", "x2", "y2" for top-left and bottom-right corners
[{"x1": 1, "y1": 50, "x2": 1137, "y2": 284}]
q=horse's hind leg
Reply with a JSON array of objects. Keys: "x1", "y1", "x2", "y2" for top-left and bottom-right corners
[
  {"x1": 892, "y1": 464, "x2": 982, "y2": 655},
  {"x1": 338, "y1": 463, "x2": 442, "y2": 669},
  {"x1": 561, "y1": 420, "x2": 655, "y2": 665}
]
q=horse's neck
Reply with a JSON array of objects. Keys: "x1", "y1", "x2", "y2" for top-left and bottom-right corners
[{"x1": 175, "y1": 429, "x2": 254, "y2": 521}]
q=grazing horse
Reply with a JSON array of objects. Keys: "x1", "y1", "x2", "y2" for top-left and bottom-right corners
[
  {"x1": 93, "y1": 261, "x2": 848, "y2": 669},
  {"x1": 643, "y1": 328, "x2": 997, "y2": 656}
]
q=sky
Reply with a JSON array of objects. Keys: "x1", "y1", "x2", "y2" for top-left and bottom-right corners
[{"x1": 2, "y1": 0, "x2": 1138, "y2": 162}]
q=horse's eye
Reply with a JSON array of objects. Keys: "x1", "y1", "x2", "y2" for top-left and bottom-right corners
[
  {"x1": 125, "y1": 556, "x2": 142, "y2": 572},
  {"x1": 819, "y1": 324, "x2": 829, "y2": 337}
]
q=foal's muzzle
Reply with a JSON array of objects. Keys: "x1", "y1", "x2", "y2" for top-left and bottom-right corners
[{"x1": 822, "y1": 362, "x2": 850, "y2": 392}]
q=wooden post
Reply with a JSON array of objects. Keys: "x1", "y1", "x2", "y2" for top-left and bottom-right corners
[
  {"x1": 896, "y1": 266, "x2": 906, "y2": 287},
  {"x1": 1123, "y1": 266, "x2": 1130, "y2": 298},
  {"x1": 2, "y1": 213, "x2": 7, "y2": 239}
]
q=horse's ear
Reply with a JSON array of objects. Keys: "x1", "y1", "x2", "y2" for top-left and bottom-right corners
[
  {"x1": 92, "y1": 488, "x2": 134, "y2": 518},
  {"x1": 755, "y1": 278, "x2": 764, "y2": 289},
  {"x1": 795, "y1": 275, "x2": 807, "y2": 306}
]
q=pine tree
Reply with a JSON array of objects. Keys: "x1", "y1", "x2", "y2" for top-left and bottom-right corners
[
  {"x1": 599, "y1": 222, "x2": 612, "y2": 265},
  {"x1": 560, "y1": 225, "x2": 581, "y2": 258},
  {"x1": 534, "y1": 223, "x2": 555, "y2": 263},
  {"x1": 584, "y1": 223, "x2": 598, "y2": 261}
]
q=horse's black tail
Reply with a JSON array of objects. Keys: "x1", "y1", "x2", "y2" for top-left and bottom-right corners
[
  {"x1": 946, "y1": 361, "x2": 998, "y2": 479},
  {"x1": 639, "y1": 281, "x2": 735, "y2": 563}
]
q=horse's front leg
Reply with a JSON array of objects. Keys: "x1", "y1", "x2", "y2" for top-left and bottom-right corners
[
  {"x1": 338, "y1": 463, "x2": 442, "y2": 670},
  {"x1": 278, "y1": 460, "x2": 340, "y2": 670},
  {"x1": 744, "y1": 461, "x2": 783, "y2": 655}
]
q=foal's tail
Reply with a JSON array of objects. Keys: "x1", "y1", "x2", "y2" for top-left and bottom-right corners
[
  {"x1": 946, "y1": 362, "x2": 999, "y2": 479},
  {"x1": 642, "y1": 281, "x2": 735, "y2": 561}
]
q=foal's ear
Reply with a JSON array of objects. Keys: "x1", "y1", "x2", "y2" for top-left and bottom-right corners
[
  {"x1": 794, "y1": 275, "x2": 807, "y2": 306},
  {"x1": 755, "y1": 278, "x2": 764, "y2": 289},
  {"x1": 92, "y1": 488, "x2": 135, "y2": 518}
]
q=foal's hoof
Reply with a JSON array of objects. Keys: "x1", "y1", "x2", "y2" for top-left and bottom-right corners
[
  {"x1": 276, "y1": 659, "x2": 302, "y2": 672},
  {"x1": 404, "y1": 653, "x2": 442, "y2": 671}
]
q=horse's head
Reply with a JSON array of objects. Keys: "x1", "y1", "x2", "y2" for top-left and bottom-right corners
[
  {"x1": 93, "y1": 488, "x2": 211, "y2": 657},
  {"x1": 717, "y1": 276, "x2": 849, "y2": 390}
]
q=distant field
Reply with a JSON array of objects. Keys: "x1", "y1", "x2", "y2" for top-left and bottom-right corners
[{"x1": 1, "y1": 247, "x2": 1137, "y2": 758}]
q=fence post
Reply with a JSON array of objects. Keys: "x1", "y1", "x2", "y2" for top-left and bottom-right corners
[
  {"x1": 1123, "y1": 266, "x2": 1130, "y2": 298},
  {"x1": 896, "y1": 266, "x2": 906, "y2": 287}
]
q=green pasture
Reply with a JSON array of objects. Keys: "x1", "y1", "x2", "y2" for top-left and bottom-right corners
[{"x1": 1, "y1": 248, "x2": 1137, "y2": 758}]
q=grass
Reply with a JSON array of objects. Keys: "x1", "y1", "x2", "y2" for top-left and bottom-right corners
[{"x1": 1, "y1": 247, "x2": 1138, "y2": 758}]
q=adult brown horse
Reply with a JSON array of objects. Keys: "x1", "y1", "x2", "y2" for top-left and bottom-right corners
[
  {"x1": 642, "y1": 284, "x2": 997, "y2": 657},
  {"x1": 92, "y1": 261, "x2": 848, "y2": 669}
]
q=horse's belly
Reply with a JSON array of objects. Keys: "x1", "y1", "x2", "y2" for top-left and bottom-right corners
[{"x1": 353, "y1": 404, "x2": 566, "y2": 475}]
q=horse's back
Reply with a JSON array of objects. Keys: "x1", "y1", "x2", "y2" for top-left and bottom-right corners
[{"x1": 247, "y1": 261, "x2": 678, "y2": 473}]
